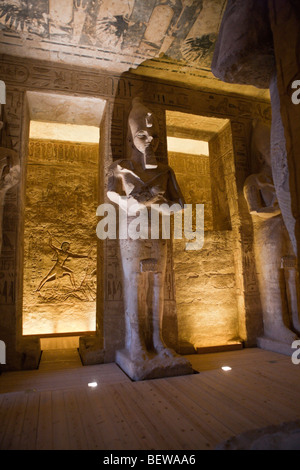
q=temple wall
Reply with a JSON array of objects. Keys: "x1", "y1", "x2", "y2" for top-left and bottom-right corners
[
  {"x1": 0, "y1": 53, "x2": 271, "y2": 369},
  {"x1": 168, "y1": 151, "x2": 213, "y2": 232},
  {"x1": 173, "y1": 231, "x2": 239, "y2": 349},
  {"x1": 169, "y1": 127, "x2": 238, "y2": 349},
  {"x1": 22, "y1": 139, "x2": 98, "y2": 336}
]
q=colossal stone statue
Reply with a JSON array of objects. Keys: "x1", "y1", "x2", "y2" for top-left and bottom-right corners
[
  {"x1": 211, "y1": 0, "x2": 298, "y2": 259},
  {"x1": 243, "y1": 121, "x2": 300, "y2": 350},
  {"x1": 0, "y1": 148, "x2": 20, "y2": 255},
  {"x1": 107, "y1": 97, "x2": 193, "y2": 380}
]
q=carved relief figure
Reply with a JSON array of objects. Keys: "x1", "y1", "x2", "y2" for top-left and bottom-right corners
[
  {"x1": 107, "y1": 97, "x2": 192, "y2": 380},
  {"x1": 36, "y1": 235, "x2": 90, "y2": 292},
  {"x1": 243, "y1": 121, "x2": 300, "y2": 344}
]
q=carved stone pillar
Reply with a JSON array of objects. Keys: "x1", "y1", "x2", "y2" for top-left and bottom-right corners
[
  {"x1": 211, "y1": 0, "x2": 300, "y2": 354},
  {"x1": 268, "y1": 0, "x2": 300, "y2": 264},
  {"x1": 211, "y1": 0, "x2": 298, "y2": 259}
]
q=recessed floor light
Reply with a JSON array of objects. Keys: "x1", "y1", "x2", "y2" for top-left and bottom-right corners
[
  {"x1": 221, "y1": 366, "x2": 232, "y2": 371},
  {"x1": 88, "y1": 382, "x2": 98, "y2": 388}
]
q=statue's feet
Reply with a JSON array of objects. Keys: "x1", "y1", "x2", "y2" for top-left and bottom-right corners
[
  {"x1": 291, "y1": 317, "x2": 300, "y2": 337},
  {"x1": 128, "y1": 347, "x2": 150, "y2": 362},
  {"x1": 154, "y1": 340, "x2": 176, "y2": 358},
  {"x1": 158, "y1": 347, "x2": 177, "y2": 359},
  {"x1": 266, "y1": 324, "x2": 298, "y2": 344}
]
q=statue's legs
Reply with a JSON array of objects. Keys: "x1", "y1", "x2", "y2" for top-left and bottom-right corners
[
  {"x1": 119, "y1": 239, "x2": 149, "y2": 360},
  {"x1": 283, "y1": 264, "x2": 300, "y2": 335},
  {"x1": 270, "y1": 73, "x2": 297, "y2": 258},
  {"x1": 254, "y1": 217, "x2": 298, "y2": 343},
  {"x1": 152, "y1": 271, "x2": 166, "y2": 352},
  {"x1": 119, "y1": 237, "x2": 172, "y2": 358},
  {"x1": 281, "y1": 234, "x2": 300, "y2": 335},
  {"x1": 151, "y1": 240, "x2": 174, "y2": 356},
  {"x1": 117, "y1": 235, "x2": 193, "y2": 380}
]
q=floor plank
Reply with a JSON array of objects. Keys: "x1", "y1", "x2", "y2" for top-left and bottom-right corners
[
  {"x1": 1, "y1": 392, "x2": 28, "y2": 450},
  {"x1": 152, "y1": 377, "x2": 234, "y2": 443},
  {"x1": 178, "y1": 374, "x2": 260, "y2": 435},
  {"x1": 110, "y1": 385, "x2": 160, "y2": 450},
  {"x1": 52, "y1": 390, "x2": 71, "y2": 450},
  {"x1": 117, "y1": 382, "x2": 181, "y2": 450},
  {"x1": 36, "y1": 391, "x2": 53, "y2": 450},
  {"x1": 1, "y1": 348, "x2": 300, "y2": 450},
  {"x1": 18, "y1": 391, "x2": 40, "y2": 450}
]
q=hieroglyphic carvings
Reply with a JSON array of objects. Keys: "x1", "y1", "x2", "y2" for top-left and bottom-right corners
[
  {"x1": 144, "y1": 84, "x2": 190, "y2": 110},
  {"x1": 109, "y1": 77, "x2": 135, "y2": 99},
  {"x1": 164, "y1": 243, "x2": 175, "y2": 301},
  {"x1": 2, "y1": 90, "x2": 23, "y2": 152},
  {"x1": 105, "y1": 239, "x2": 122, "y2": 302},
  {"x1": 231, "y1": 120, "x2": 251, "y2": 186},
  {"x1": 240, "y1": 238, "x2": 260, "y2": 296},
  {"x1": 0, "y1": 188, "x2": 17, "y2": 305},
  {"x1": 0, "y1": 62, "x2": 29, "y2": 85},
  {"x1": 209, "y1": 125, "x2": 232, "y2": 231},
  {"x1": 1, "y1": 55, "x2": 271, "y2": 120},
  {"x1": 207, "y1": 93, "x2": 271, "y2": 123},
  {"x1": 27, "y1": 139, "x2": 99, "y2": 166},
  {"x1": 0, "y1": 89, "x2": 23, "y2": 307},
  {"x1": 109, "y1": 101, "x2": 126, "y2": 160}
]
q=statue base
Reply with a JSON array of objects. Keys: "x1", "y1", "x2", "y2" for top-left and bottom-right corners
[
  {"x1": 115, "y1": 348, "x2": 194, "y2": 381},
  {"x1": 257, "y1": 336, "x2": 293, "y2": 356}
]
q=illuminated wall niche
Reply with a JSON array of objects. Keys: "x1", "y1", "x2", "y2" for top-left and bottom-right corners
[
  {"x1": 167, "y1": 111, "x2": 241, "y2": 349},
  {"x1": 22, "y1": 92, "x2": 106, "y2": 336}
]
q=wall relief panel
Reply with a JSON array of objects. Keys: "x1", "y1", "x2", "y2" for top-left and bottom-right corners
[{"x1": 22, "y1": 139, "x2": 98, "y2": 335}]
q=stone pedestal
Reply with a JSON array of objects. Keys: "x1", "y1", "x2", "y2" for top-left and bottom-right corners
[
  {"x1": 2, "y1": 336, "x2": 41, "y2": 372},
  {"x1": 115, "y1": 348, "x2": 194, "y2": 381},
  {"x1": 257, "y1": 336, "x2": 293, "y2": 356},
  {"x1": 79, "y1": 335, "x2": 104, "y2": 365},
  {"x1": 20, "y1": 337, "x2": 42, "y2": 369}
]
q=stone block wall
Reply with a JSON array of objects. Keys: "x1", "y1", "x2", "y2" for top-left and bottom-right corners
[
  {"x1": 174, "y1": 231, "x2": 239, "y2": 348},
  {"x1": 168, "y1": 151, "x2": 213, "y2": 231}
]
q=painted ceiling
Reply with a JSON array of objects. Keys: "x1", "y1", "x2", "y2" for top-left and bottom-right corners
[{"x1": 0, "y1": 0, "x2": 227, "y2": 73}]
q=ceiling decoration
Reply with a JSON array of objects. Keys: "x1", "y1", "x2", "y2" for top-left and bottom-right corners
[{"x1": 0, "y1": 0, "x2": 227, "y2": 73}]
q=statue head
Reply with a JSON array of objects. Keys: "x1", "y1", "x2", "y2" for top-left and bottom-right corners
[{"x1": 127, "y1": 97, "x2": 159, "y2": 169}]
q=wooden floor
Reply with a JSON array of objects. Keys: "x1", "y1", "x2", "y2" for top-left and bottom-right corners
[{"x1": 0, "y1": 347, "x2": 300, "y2": 450}]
